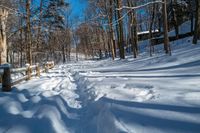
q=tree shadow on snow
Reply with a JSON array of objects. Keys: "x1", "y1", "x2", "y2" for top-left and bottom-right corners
[{"x1": 101, "y1": 97, "x2": 200, "y2": 133}]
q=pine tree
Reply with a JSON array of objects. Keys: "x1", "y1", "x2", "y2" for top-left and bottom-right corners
[
  {"x1": 43, "y1": 0, "x2": 69, "y2": 62},
  {"x1": 43, "y1": 0, "x2": 68, "y2": 30}
]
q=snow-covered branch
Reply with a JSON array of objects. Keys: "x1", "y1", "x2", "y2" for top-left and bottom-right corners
[{"x1": 116, "y1": 1, "x2": 164, "y2": 11}]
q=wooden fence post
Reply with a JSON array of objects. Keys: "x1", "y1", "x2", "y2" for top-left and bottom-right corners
[
  {"x1": 2, "y1": 64, "x2": 11, "y2": 92},
  {"x1": 26, "y1": 64, "x2": 31, "y2": 80},
  {"x1": 36, "y1": 63, "x2": 40, "y2": 77},
  {"x1": 51, "y1": 61, "x2": 54, "y2": 69},
  {"x1": 45, "y1": 63, "x2": 49, "y2": 72}
]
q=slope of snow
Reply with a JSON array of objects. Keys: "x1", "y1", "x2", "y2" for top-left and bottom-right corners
[
  {"x1": 163, "y1": 20, "x2": 193, "y2": 37},
  {"x1": 0, "y1": 37, "x2": 200, "y2": 133}
]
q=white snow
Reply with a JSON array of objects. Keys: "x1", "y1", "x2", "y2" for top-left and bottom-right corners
[{"x1": 0, "y1": 37, "x2": 200, "y2": 133}]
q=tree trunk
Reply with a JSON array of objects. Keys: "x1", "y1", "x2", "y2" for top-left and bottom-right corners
[
  {"x1": 62, "y1": 44, "x2": 66, "y2": 63},
  {"x1": 0, "y1": 8, "x2": 8, "y2": 64},
  {"x1": 163, "y1": 0, "x2": 170, "y2": 54},
  {"x1": 171, "y1": 0, "x2": 179, "y2": 39},
  {"x1": 101, "y1": 30, "x2": 107, "y2": 58},
  {"x1": 116, "y1": 0, "x2": 125, "y2": 59},
  {"x1": 37, "y1": 0, "x2": 43, "y2": 50},
  {"x1": 108, "y1": 0, "x2": 116, "y2": 60},
  {"x1": 72, "y1": 32, "x2": 78, "y2": 61},
  {"x1": 26, "y1": 0, "x2": 32, "y2": 65},
  {"x1": 133, "y1": 10, "x2": 138, "y2": 57},
  {"x1": 67, "y1": 42, "x2": 71, "y2": 61},
  {"x1": 149, "y1": 3, "x2": 156, "y2": 57},
  {"x1": 193, "y1": 0, "x2": 200, "y2": 44},
  {"x1": 189, "y1": 0, "x2": 194, "y2": 33},
  {"x1": 127, "y1": 0, "x2": 138, "y2": 58}
]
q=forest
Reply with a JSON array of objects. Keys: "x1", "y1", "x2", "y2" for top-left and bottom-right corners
[
  {"x1": 0, "y1": 1, "x2": 200, "y2": 133},
  {"x1": 0, "y1": 0, "x2": 199, "y2": 67}
]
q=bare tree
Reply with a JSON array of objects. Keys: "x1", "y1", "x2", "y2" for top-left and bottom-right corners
[
  {"x1": 116, "y1": 0, "x2": 125, "y2": 59},
  {"x1": 25, "y1": 0, "x2": 32, "y2": 65},
  {"x1": 149, "y1": 2, "x2": 156, "y2": 56},
  {"x1": 127, "y1": 0, "x2": 138, "y2": 58},
  {"x1": 108, "y1": 0, "x2": 116, "y2": 60},
  {"x1": 0, "y1": 8, "x2": 8, "y2": 64},
  {"x1": 163, "y1": 0, "x2": 170, "y2": 54},
  {"x1": 193, "y1": 0, "x2": 200, "y2": 44}
]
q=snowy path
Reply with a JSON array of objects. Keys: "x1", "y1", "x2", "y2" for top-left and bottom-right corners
[
  {"x1": 1, "y1": 41, "x2": 200, "y2": 133},
  {"x1": 67, "y1": 61, "x2": 200, "y2": 133},
  {"x1": 0, "y1": 62, "x2": 200, "y2": 133},
  {"x1": 0, "y1": 66, "x2": 81, "y2": 133},
  {"x1": 0, "y1": 65, "x2": 127, "y2": 133}
]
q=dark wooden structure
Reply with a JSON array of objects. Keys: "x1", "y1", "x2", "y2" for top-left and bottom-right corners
[{"x1": 0, "y1": 61, "x2": 55, "y2": 91}]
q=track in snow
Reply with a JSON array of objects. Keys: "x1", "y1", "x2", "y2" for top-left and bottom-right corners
[{"x1": 1, "y1": 58, "x2": 200, "y2": 133}]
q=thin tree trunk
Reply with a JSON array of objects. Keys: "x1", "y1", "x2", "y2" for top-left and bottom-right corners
[
  {"x1": 116, "y1": 0, "x2": 125, "y2": 59},
  {"x1": 67, "y1": 39, "x2": 71, "y2": 61},
  {"x1": 189, "y1": 0, "x2": 194, "y2": 33},
  {"x1": 193, "y1": 0, "x2": 200, "y2": 44},
  {"x1": 172, "y1": 0, "x2": 179, "y2": 39},
  {"x1": 0, "y1": 8, "x2": 8, "y2": 64},
  {"x1": 133, "y1": 10, "x2": 138, "y2": 57},
  {"x1": 108, "y1": 0, "x2": 116, "y2": 60},
  {"x1": 72, "y1": 32, "x2": 78, "y2": 61},
  {"x1": 101, "y1": 30, "x2": 107, "y2": 58},
  {"x1": 26, "y1": 0, "x2": 32, "y2": 65},
  {"x1": 62, "y1": 43, "x2": 66, "y2": 63},
  {"x1": 163, "y1": 0, "x2": 170, "y2": 54},
  {"x1": 127, "y1": 0, "x2": 138, "y2": 58},
  {"x1": 20, "y1": 16, "x2": 24, "y2": 66},
  {"x1": 37, "y1": 0, "x2": 43, "y2": 50},
  {"x1": 114, "y1": 0, "x2": 120, "y2": 56},
  {"x1": 149, "y1": 3, "x2": 156, "y2": 57}
]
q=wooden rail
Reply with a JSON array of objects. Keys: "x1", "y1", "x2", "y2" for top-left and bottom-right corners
[{"x1": 0, "y1": 61, "x2": 54, "y2": 92}]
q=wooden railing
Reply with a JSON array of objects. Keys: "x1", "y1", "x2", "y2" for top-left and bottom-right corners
[{"x1": 0, "y1": 61, "x2": 55, "y2": 92}]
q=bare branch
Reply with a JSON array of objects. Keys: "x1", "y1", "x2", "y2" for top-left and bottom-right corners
[{"x1": 116, "y1": 1, "x2": 164, "y2": 11}]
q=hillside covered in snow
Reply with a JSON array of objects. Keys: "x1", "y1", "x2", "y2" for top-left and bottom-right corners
[{"x1": 0, "y1": 36, "x2": 200, "y2": 133}]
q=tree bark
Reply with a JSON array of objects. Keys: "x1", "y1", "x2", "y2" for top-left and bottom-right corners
[
  {"x1": 26, "y1": 0, "x2": 32, "y2": 65},
  {"x1": 193, "y1": 0, "x2": 200, "y2": 44},
  {"x1": 0, "y1": 8, "x2": 8, "y2": 64},
  {"x1": 189, "y1": 0, "x2": 194, "y2": 33},
  {"x1": 127, "y1": 0, "x2": 138, "y2": 58},
  {"x1": 62, "y1": 44, "x2": 66, "y2": 63},
  {"x1": 108, "y1": 0, "x2": 116, "y2": 60},
  {"x1": 116, "y1": 0, "x2": 125, "y2": 59},
  {"x1": 163, "y1": 0, "x2": 170, "y2": 54},
  {"x1": 172, "y1": 0, "x2": 179, "y2": 39},
  {"x1": 149, "y1": 3, "x2": 156, "y2": 57},
  {"x1": 37, "y1": 0, "x2": 43, "y2": 50}
]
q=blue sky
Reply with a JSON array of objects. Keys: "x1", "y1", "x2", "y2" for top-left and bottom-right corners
[
  {"x1": 67, "y1": 0, "x2": 87, "y2": 19},
  {"x1": 32, "y1": 0, "x2": 87, "y2": 19}
]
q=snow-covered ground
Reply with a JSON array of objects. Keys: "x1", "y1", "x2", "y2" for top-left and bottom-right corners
[{"x1": 0, "y1": 37, "x2": 200, "y2": 133}]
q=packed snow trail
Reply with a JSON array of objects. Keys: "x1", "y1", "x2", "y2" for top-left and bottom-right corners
[
  {"x1": 0, "y1": 65, "x2": 126, "y2": 133},
  {"x1": 0, "y1": 66, "x2": 81, "y2": 133},
  {"x1": 0, "y1": 37, "x2": 200, "y2": 133}
]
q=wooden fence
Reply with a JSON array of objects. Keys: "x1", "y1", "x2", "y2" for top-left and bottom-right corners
[{"x1": 0, "y1": 61, "x2": 54, "y2": 92}]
